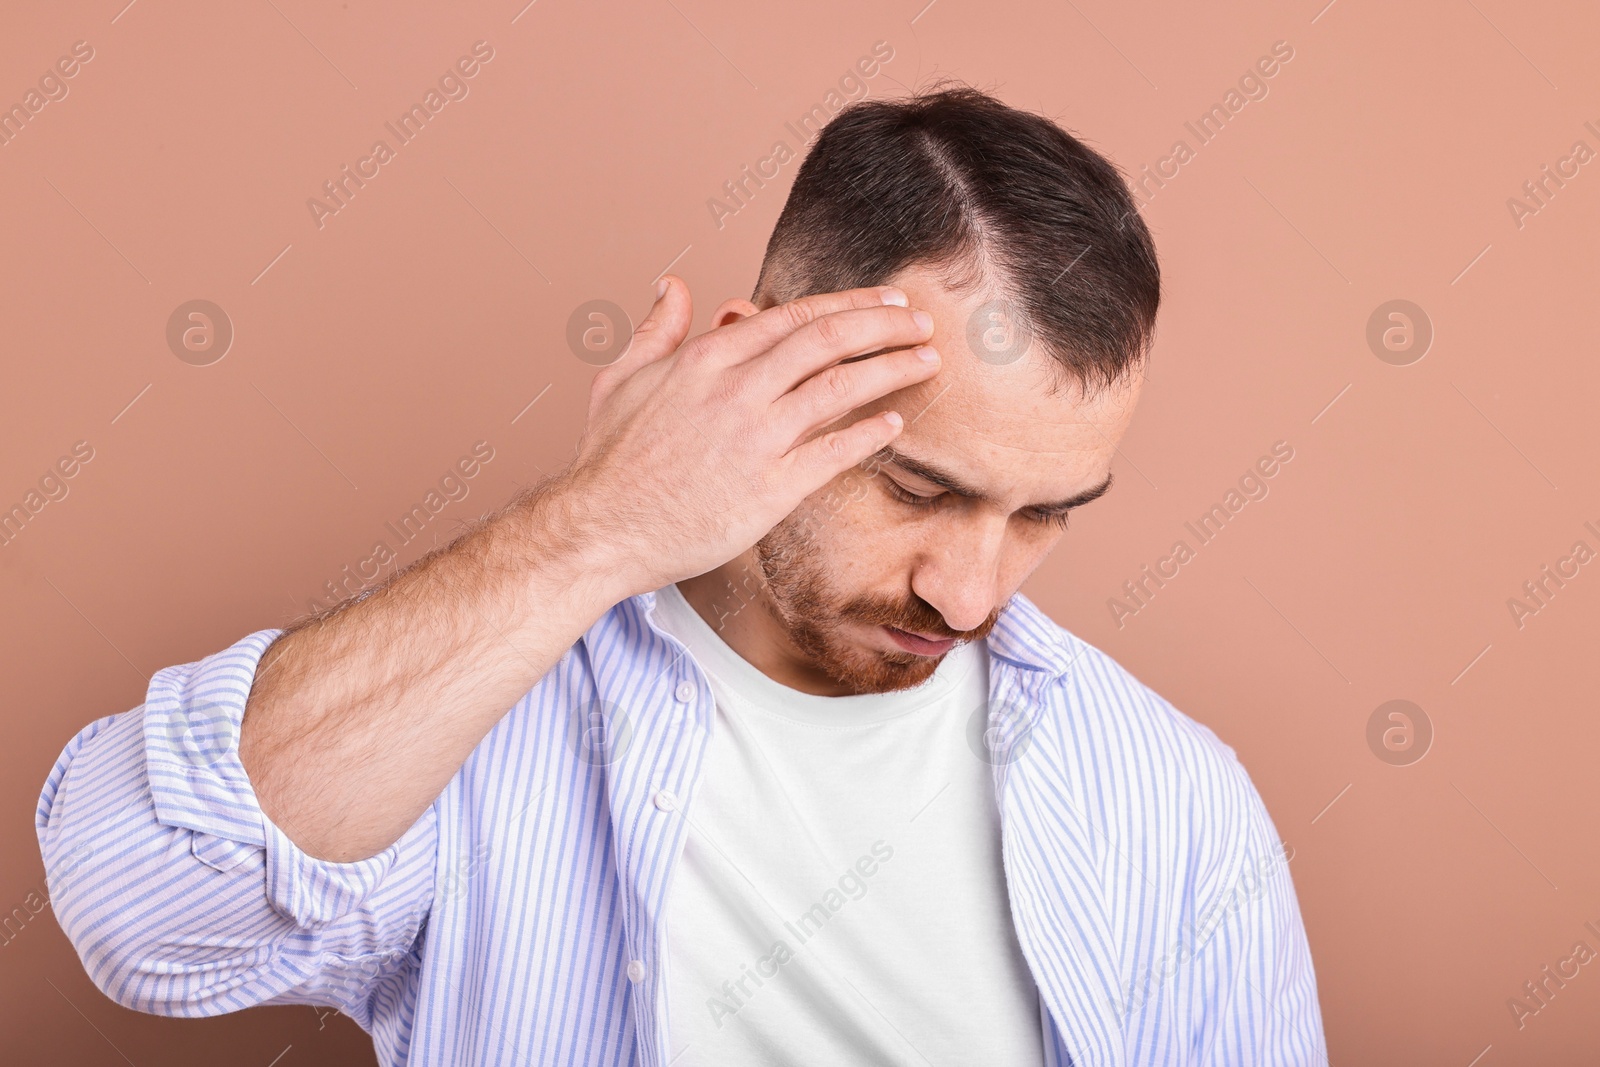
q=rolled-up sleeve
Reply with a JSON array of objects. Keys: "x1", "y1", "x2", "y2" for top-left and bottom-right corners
[{"x1": 35, "y1": 628, "x2": 439, "y2": 1025}]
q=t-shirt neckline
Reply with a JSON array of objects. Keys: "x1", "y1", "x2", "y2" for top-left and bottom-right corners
[{"x1": 648, "y1": 581, "x2": 982, "y2": 728}]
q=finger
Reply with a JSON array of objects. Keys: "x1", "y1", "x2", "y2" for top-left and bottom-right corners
[
  {"x1": 783, "y1": 409, "x2": 905, "y2": 492},
  {"x1": 750, "y1": 303, "x2": 936, "y2": 398},
  {"x1": 586, "y1": 275, "x2": 693, "y2": 415},
  {"x1": 703, "y1": 284, "x2": 910, "y2": 368},
  {"x1": 772, "y1": 345, "x2": 941, "y2": 446},
  {"x1": 611, "y1": 274, "x2": 694, "y2": 378}
]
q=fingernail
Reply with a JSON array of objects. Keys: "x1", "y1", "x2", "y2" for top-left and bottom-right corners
[
  {"x1": 880, "y1": 287, "x2": 908, "y2": 307},
  {"x1": 912, "y1": 309, "x2": 933, "y2": 333},
  {"x1": 655, "y1": 277, "x2": 669, "y2": 300},
  {"x1": 917, "y1": 346, "x2": 940, "y2": 363},
  {"x1": 883, "y1": 411, "x2": 903, "y2": 428}
]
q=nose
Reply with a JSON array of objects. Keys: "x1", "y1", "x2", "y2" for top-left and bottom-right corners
[{"x1": 909, "y1": 511, "x2": 1009, "y2": 634}]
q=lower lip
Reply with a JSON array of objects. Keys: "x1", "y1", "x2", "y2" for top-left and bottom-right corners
[{"x1": 882, "y1": 626, "x2": 956, "y2": 656}]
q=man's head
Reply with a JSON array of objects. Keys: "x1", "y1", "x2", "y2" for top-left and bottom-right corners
[{"x1": 699, "y1": 84, "x2": 1158, "y2": 696}]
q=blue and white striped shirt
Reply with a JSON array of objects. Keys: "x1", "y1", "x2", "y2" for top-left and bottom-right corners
[{"x1": 36, "y1": 588, "x2": 1326, "y2": 1065}]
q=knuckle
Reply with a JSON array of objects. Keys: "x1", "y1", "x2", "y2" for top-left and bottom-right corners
[
  {"x1": 816, "y1": 366, "x2": 854, "y2": 407},
  {"x1": 676, "y1": 336, "x2": 718, "y2": 369},
  {"x1": 627, "y1": 317, "x2": 670, "y2": 353},
  {"x1": 707, "y1": 365, "x2": 746, "y2": 409},
  {"x1": 811, "y1": 311, "x2": 846, "y2": 352},
  {"x1": 777, "y1": 298, "x2": 817, "y2": 335}
]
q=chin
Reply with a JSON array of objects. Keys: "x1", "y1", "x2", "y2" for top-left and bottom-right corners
[{"x1": 821, "y1": 638, "x2": 943, "y2": 695}]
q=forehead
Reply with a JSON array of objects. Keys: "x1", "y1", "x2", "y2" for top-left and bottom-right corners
[{"x1": 875, "y1": 265, "x2": 1142, "y2": 499}]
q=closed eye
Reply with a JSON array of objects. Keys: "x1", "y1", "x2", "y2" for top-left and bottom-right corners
[{"x1": 881, "y1": 479, "x2": 1073, "y2": 531}]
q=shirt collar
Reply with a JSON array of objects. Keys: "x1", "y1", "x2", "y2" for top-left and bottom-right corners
[{"x1": 983, "y1": 591, "x2": 1080, "y2": 678}]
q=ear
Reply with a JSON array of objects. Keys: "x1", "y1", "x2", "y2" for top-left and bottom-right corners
[{"x1": 710, "y1": 296, "x2": 761, "y2": 330}]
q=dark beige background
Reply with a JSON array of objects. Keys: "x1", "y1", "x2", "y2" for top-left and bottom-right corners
[{"x1": 4, "y1": 0, "x2": 1598, "y2": 1063}]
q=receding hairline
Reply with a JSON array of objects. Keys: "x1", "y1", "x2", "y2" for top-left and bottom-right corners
[{"x1": 754, "y1": 252, "x2": 1150, "y2": 402}]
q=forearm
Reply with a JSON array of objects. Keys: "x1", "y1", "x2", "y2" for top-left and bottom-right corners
[
  {"x1": 38, "y1": 657, "x2": 441, "y2": 1017},
  {"x1": 239, "y1": 474, "x2": 628, "y2": 863},
  {"x1": 239, "y1": 275, "x2": 932, "y2": 864}
]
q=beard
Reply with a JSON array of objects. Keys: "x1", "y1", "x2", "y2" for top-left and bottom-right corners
[{"x1": 750, "y1": 505, "x2": 1005, "y2": 695}]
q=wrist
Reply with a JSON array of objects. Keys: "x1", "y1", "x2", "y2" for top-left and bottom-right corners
[{"x1": 510, "y1": 470, "x2": 643, "y2": 618}]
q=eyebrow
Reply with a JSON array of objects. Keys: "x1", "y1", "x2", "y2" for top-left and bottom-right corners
[{"x1": 875, "y1": 446, "x2": 1115, "y2": 515}]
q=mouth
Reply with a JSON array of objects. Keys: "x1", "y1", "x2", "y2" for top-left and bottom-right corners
[{"x1": 881, "y1": 625, "x2": 957, "y2": 657}]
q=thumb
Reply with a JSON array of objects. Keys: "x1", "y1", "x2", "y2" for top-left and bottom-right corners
[
  {"x1": 619, "y1": 273, "x2": 693, "y2": 369},
  {"x1": 584, "y1": 275, "x2": 693, "y2": 421}
]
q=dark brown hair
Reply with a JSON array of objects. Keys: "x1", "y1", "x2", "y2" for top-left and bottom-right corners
[{"x1": 754, "y1": 82, "x2": 1160, "y2": 396}]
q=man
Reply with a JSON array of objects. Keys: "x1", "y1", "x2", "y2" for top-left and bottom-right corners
[{"x1": 37, "y1": 86, "x2": 1326, "y2": 1065}]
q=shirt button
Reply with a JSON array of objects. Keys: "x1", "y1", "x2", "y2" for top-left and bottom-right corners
[
  {"x1": 653, "y1": 789, "x2": 677, "y2": 812},
  {"x1": 626, "y1": 959, "x2": 646, "y2": 983},
  {"x1": 674, "y1": 681, "x2": 696, "y2": 702}
]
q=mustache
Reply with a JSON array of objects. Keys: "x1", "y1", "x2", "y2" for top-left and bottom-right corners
[{"x1": 840, "y1": 595, "x2": 1004, "y2": 641}]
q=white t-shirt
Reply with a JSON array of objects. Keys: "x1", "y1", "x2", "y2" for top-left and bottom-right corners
[{"x1": 651, "y1": 581, "x2": 1046, "y2": 1067}]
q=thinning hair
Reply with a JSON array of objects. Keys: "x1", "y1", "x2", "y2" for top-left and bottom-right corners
[{"x1": 754, "y1": 81, "x2": 1160, "y2": 396}]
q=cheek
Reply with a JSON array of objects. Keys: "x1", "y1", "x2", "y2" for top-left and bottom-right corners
[
  {"x1": 1003, "y1": 523, "x2": 1063, "y2": 580},
  {"x1": 796, "y1": 481, "x2": 918, "y2": 577},
  {"x1": 806, "y1": 470, "x2": 894, "y2": 534}
]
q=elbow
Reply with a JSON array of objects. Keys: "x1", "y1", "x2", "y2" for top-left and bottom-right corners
[
  {"x1": 51, "y1": 859, "x2": 291, "y2": 1017},
  {"x1": 79, "y1": 928, "x2": 284, "y2": 1018},
  {"x1": 42, "y1": 812, "x2": 294, "y2": 1018},
  {"x1": 37, "y1": 698, "x2": 305, "y2": 1017}
]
